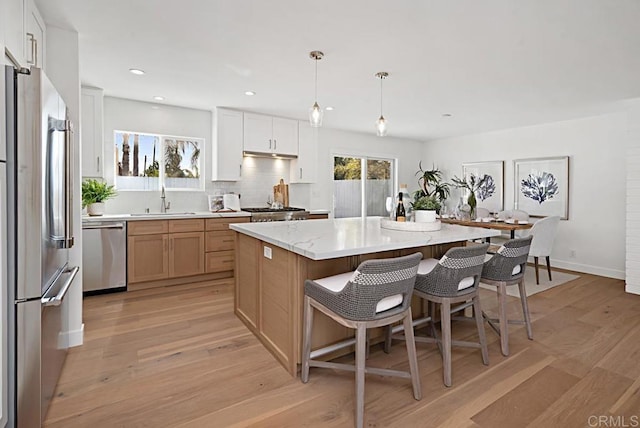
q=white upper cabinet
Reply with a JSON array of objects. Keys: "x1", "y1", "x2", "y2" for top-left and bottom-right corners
[
  {"x1": 4, "y1": 0, "x2": 45, "y2": 70},
  {"x1": 5, "y1": 0, "x2": 26, "y2": 67},
  {"x1": 290, "y1": 121, "x2": 317, "y2": 183},
  {"x1": 213, "y1": 108, "x2": 243, "y2": 181},
  {"x1": 81, "y1": 87, "x2": 104, "y2": 177},
  {"x1": 243, "y1": 112, "x2": 298, "y2": 156},
  {"x1": 25, "y1": 0, "x2": 45, "y2": 70}
]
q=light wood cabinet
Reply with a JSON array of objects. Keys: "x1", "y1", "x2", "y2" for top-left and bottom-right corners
[
  {"x1": 127, "y1": 234, "x2": 169, "y2": 283},
  {"x1": 213, "y1": 108, "x2": 243, "y2": 181},
  {"x1": 169, "y1": 232, "x2": 205, "y2": 277},
  {"x1": 243, "y1": 112, "x2": 298, "y2": 156},
  {"x1": 81, "y1": 87, "x2": 104, "y2": 178},
  {"x1": 290, "y1": 121, "x2": 317, "y2": 183},
  {"x1": 127, "y1": 217, "x2": 249, "y2": 288}
]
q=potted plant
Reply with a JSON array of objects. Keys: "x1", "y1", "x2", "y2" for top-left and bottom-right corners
[
  {"x1": 411, "y1": 195, "x2": 441, "y2": 223},
  {"x1": 414, "y1": 162, "x2": 450, "y2": 208},
  {"x1": 450, "y1": 174, "x2": 488, "y2": 220},
  {"x1": 82, "y1": 178, "x2": 117, "y2": 216}
]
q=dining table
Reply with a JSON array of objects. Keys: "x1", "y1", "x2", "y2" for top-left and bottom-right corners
[{"x1": 439, "y1": 217, "x2": 533, "y2": 240}]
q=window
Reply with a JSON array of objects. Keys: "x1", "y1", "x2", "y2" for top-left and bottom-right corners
[
  {"x1": 114, "y1": 131, "x2": 203, "y2": 191},
  {"x1": 333, "y1": 155, "x2": 394, "y2": 218}
]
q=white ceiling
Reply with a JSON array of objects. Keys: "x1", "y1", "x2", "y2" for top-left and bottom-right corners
[{"x1": 36, "y1": 0, "x2": 640, "y2": 141}]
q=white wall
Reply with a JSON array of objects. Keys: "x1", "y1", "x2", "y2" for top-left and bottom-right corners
[
  {"x1": 45, "y1": 26, "x2": 84, "y2": 346},
  {"x1": 424, "y1": 113, "x2": 627, "y2": 279},
  {"x1": 626, "y1": 100, "x2": 640, "y2": 294}
]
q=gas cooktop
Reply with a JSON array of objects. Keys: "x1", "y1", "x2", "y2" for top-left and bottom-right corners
[{"x1": 243, "y1": 207, "x2": 306, "y2": 213}]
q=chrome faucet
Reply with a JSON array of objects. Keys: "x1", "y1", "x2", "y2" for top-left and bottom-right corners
[{"x1": 161, "y1": 185, "x2": 171, "y2": 213}]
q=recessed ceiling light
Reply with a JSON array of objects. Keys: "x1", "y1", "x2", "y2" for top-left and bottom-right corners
[
  {"x1": 153, "y1": 96, "x2": 165, "y2": 101},
  {"x1": 442, "y1": 113, "x2": 453, "y2": 117},
  {"x1": 245, "y1": 91, "x2": 256, "y2": 96},
  {"x1": 325, "y1": 106, "x2": 334, "y2": 111},
  {"x1": 129, "y1": 68, "x2": 145, "y2": 75}
]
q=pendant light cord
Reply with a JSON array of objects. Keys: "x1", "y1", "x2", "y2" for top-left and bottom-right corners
[
  {"x1": 380, "y1": 76, "x2": 383, "y2": 117},
  {"x1": 314, "y1": 57, "x2": 318, "y2": 101}
]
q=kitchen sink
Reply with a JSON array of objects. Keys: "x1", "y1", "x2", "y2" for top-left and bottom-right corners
[{"x1": 129, "y1": 212, "x2": 197, "y2": 216}]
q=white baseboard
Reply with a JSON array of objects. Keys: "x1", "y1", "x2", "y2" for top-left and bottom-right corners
[
  {"x1": 625, "y1": 283, "x2": 640, "y2": 295},
  {"x1": 529, "y1": 257, "x2": 625, "y2": 280},
  {"x1": 58, "y1": 323, "x2": 84, "y2": 348}
]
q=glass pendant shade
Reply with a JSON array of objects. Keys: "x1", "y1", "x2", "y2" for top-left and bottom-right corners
[
  {"x1": 376, "y1": 115, "x2": 388, "y2": 137},
  {"x1": 309, "y1": 101, "x2": 323, "y2": 127}
]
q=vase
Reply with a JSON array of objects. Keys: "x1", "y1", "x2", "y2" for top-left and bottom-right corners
[
  {"x1": 467, "y1": 192, "x2": 477, "y2": 220},
  {"x1": 87, "y1": 202, "x2": 105, "y2": 216},
  {"x1": 414, "y1": 210, "x2": 436, "y2": 223}
]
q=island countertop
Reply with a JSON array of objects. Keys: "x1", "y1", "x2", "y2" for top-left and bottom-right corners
[{"x1": 230, "y1": 217, "x2": 501, "y2": 260}]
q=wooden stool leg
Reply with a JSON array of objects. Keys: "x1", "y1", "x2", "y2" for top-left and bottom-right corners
[
  {"x1": 518, "y1": 280, "x2": 533, "y2": 340},
  {"x1": 473, "y1": 296, "x2": 489, "y2": 365},
  {"x1": 365, "y1": 329, "x2": 370, "y2": 359},
  {"x1": 534, "y1": 257, "x2": 540, "y2": 284},
  {"x1": 546, "y1": 256, "x2": 552, "y2": 281},
  {"x1": 497, "y1": 283, "x2": 509, "y2": 356},
  {"x1": 355, "y1": 325, "x2": 367, "y2": 428},
  {"x1": 402, "y1": 308, "x2": 422, "y2": 400},
  {"x1": 383, "y1": 325, "x2": 392, "y2": 354},
  {"x1": 441, "y1": 300, "x2": 452, "y2": 387},
  {"x1": 301, "y1": 296, "x2": 313, "y2": 383}
]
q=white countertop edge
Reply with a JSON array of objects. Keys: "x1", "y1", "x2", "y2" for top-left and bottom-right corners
[
  {"x1": 82, "y1": 211, "x2": 251, "y2": 222},
  {"x1": 309, "y1": 209, "x2": 331, "y2": 215},
  {"x1": 230, "y1": 219, "x2": 501, "y2": 261}
]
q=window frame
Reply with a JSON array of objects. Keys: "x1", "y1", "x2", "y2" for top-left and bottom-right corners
[{"x1": 113, "y1": 129, "x2": 205, "y2": 192}]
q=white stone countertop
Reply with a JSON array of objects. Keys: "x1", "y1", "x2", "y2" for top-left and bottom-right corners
[
  {"x1": 230, "y1": 217, "x2": 501, "y2": 260},
  {"x1": 82, "y1": 211, "x2": 251, "y2": 222}
]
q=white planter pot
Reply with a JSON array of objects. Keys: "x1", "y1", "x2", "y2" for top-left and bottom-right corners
[
  {"x1": 414, "y1": 210, "x2": 436, "y2": 223},
  {"x1": 87, "y1": 202, "x2": 105, "y2": 216}
]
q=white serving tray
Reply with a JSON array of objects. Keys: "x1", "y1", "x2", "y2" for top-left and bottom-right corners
[{"x1": 380, "y1": 218, "x2": 442, "y2": 232}]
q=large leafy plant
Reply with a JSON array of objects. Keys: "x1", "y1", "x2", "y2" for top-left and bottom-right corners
[
  {"x1": 414, "y1": 162, "x2": 450, "y2": 203},
  {"x1": 411, "y1": 195, "x2": 441, "y2": 211},
  {"x1": 82, "y1": 178, "x2": 117, "y2": 208}
]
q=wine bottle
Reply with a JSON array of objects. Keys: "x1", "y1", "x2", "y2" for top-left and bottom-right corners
[{"x1": 396, "y1": 192, "x2": 406, "y2": 222}]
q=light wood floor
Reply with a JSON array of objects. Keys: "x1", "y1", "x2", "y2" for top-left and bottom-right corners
[{"x1": 44, "y1": 271, "x2": 640, "y2": 427}]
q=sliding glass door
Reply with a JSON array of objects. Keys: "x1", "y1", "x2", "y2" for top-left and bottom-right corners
[{"x1": 333, "y1": 155, "x2": 394, "y2": 218}]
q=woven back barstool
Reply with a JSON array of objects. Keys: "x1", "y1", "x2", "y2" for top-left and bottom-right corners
[
  {"x1": 391, "y1": 244, "x2": 490, "y2": 387},
  {"x1": 480, "y1": 236, "x2": 534, "y2": 356},
  {"x1": 301, "y1": 252, "x2": 422, "y2": 428}
]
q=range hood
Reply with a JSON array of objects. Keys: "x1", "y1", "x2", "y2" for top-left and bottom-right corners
[{"x1": 243, "y1": 151, "x2": 298, "y2": 160}]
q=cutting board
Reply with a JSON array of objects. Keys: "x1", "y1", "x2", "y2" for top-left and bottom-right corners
[{"x1": 273, "y1": 178, "x2": 289, "y2": 207}]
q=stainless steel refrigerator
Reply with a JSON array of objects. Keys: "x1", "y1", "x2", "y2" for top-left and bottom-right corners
[{"x1": 4, "y1": 65, "x2": 79, "y2": 427}]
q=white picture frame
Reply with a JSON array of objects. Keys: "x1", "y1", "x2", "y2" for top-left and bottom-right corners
[{"x1": 514, "y1": 156, "x2": 569, "y2": 219}]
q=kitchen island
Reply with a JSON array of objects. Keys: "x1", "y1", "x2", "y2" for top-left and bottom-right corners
[{"x1": 230, "y1": 217, "x2": 500, "y2": 375}]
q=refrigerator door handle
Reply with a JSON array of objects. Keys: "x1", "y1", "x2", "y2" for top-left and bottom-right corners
[
  {"x1": 48, "y1": 115, "x2": 75, "y2": 249},
  {"x1": 41, "y1": 266, "x2": 79, "y2": 306}
]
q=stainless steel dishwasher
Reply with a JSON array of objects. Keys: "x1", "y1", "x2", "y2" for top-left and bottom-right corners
[{"x1": 82, "y1": 220, "x2": 127, "y2": 293}]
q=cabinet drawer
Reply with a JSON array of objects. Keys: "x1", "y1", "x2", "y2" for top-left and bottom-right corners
[
  {"x1": 169, "y1": 218, "x2": 205, "y2": 233},
  {"x1": 206, "y1": 250, "x2": 235, "y2": 273},
  {"x1": 205, "y1": 217, "x2": 249, "y2": 231},
  {"x1": 206, "y1": 231, "x2": 235, "y2": 252},
  {"x1": 128, "y1": 220, "x2": 168, "y2": 236}
]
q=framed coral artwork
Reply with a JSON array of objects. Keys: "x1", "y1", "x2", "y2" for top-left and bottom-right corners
[
  {"x1": 514, "y1": 156, "x2": 569, "y2": 219},
  {"x1": 462, "y1": 161, "x2": 504, "y2": 213}
]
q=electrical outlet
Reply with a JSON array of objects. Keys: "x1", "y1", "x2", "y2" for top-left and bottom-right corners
[
  {"x1": 570, "y1": 249, "x2": 576, "y2": 258},
  {"x1": 263, "y1": 246, "x2": 272, "y2": 259}
]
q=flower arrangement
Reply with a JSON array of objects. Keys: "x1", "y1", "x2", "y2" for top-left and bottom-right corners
[{"x1": 450, "y1": 173, "x2": 491, "y2": 219}]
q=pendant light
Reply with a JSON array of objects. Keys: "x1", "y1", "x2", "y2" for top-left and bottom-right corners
[
  {"x1": 375, "y1": 72, "x2": 389, "y2": 137},
  {"x1": 309, "y1": 50, "x2": 324, "y2": 127}
]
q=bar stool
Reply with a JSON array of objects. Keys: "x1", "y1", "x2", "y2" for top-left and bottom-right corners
[
  {"x1": 480, "y1": 236, "x2": 533, "y2": 356},
  {"x1": 391, "y1": 244, "x2": 490, "y2": 387},
  {"x1": 301, "y1": 252, "x2": 423, "y2": 428}
]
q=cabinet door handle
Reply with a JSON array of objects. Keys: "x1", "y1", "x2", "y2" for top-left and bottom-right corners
[
  {"x1": 274, "y1": 139, "x2": 277, "y2": 150},
  {"x1": 268, "y1": 139, "x2": 272, "y2": 149},
  {"x1": 34, "y1": 37, "x2": 38, "y2": 67},
  {"x1": 97, "y1": 156, "x2": 100, "y2": 173},
  {"x1": 299, "y1": 167, "x2": 302, "y2": 179},
  {"x1": 239, "y1": 164, "x2": 242, "y2": 177},
  {"x1": 26, "y1": 33, "x2": 36, "y2": 65}
]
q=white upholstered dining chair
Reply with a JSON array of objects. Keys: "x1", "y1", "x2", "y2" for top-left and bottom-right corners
[{"x1": 528, "y1": 216, "x2": 561, "y2": 284}]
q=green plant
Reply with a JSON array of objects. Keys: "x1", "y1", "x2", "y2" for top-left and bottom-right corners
[
  {"x1": 82, "y1": 179, "x2": 117, "y2": 208},
  {"x1": 411, "y1": 195, "x2": 441, "y2": 211},
  {"x1": 414, "y1": 162, "x2": 450, "y2": 202}
]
